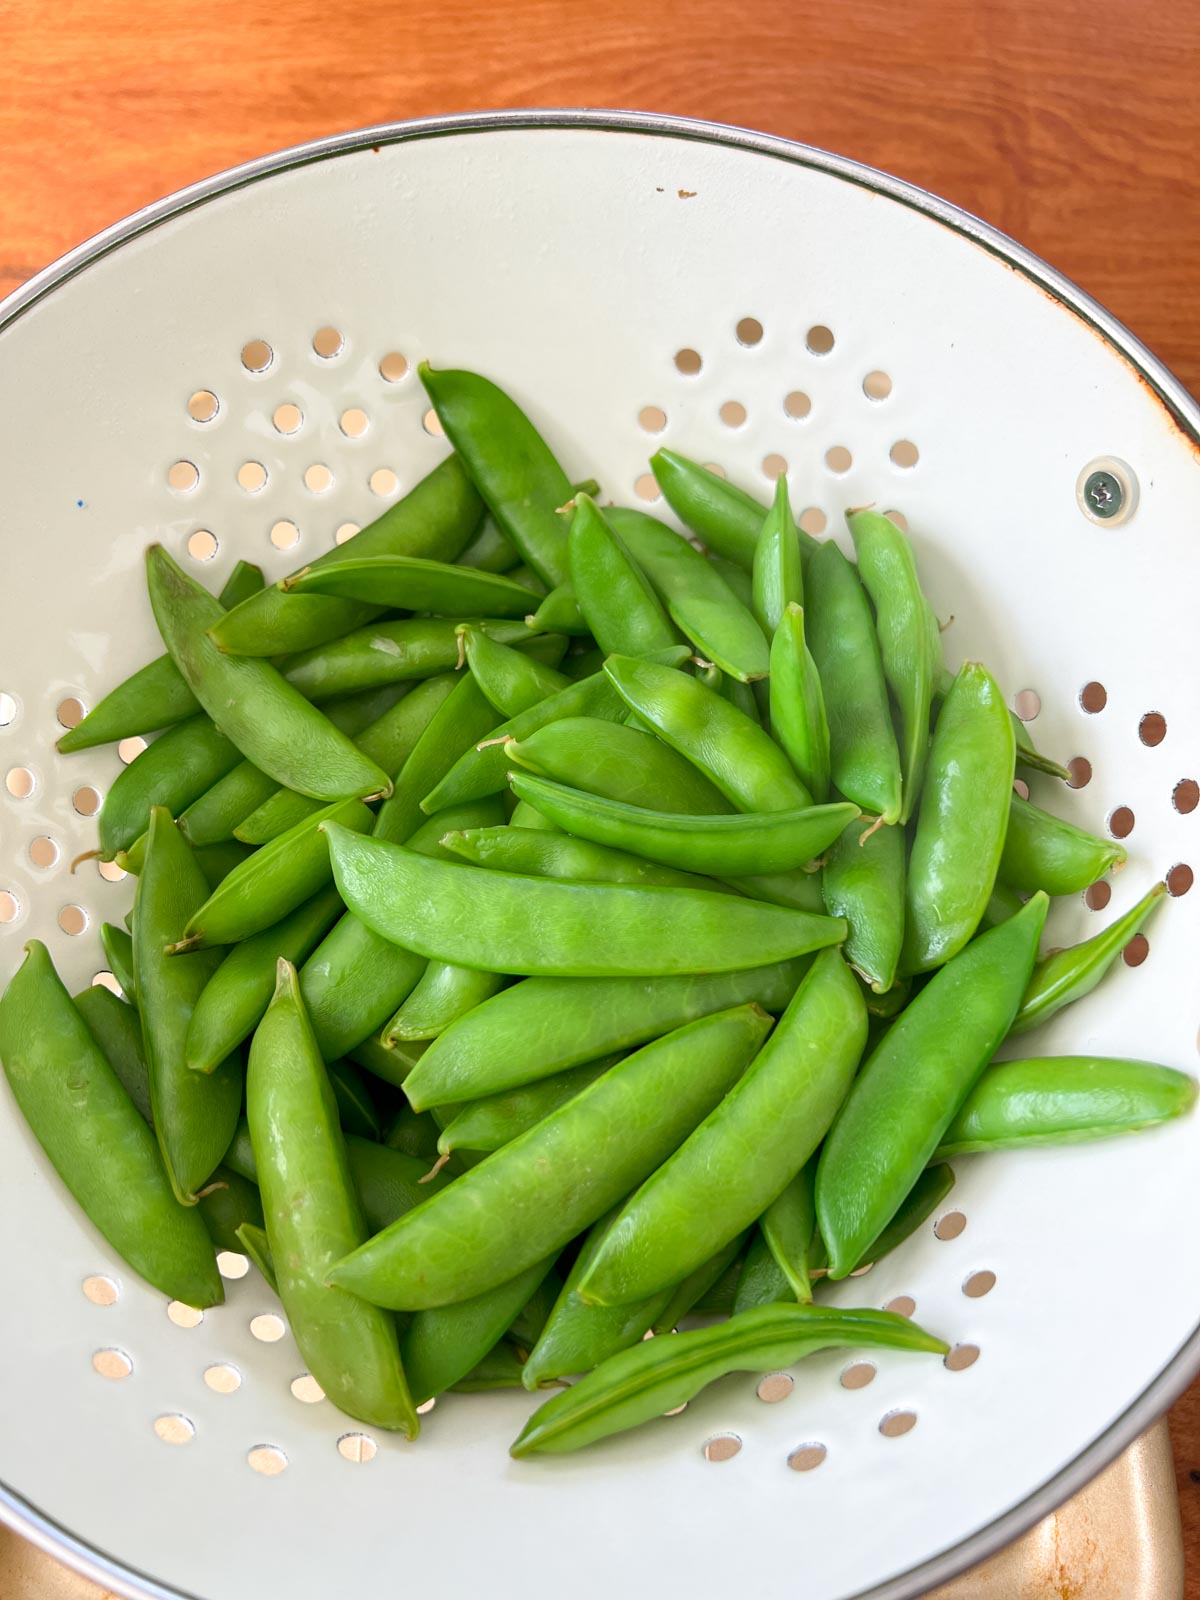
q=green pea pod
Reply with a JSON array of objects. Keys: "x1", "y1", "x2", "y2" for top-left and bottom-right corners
[
  {"x1": 603, "y1": 655, "x2": 812, "y2": 813},
  {"x1": 729, "y1": 868, "x2": 826, "y2": 913},
  {"x1": 327, "y1": 827, "x2": 846, "y2": 981},
  {"x1": 347, "y1": 1136, "x2": 456, "y2": 1231},
  {"x1": 236, "y1": 1221, "x2": 278, "y2": 1294},
  {"x1": 329, "y1": 1004, "x2": 772, "y2": 1309},
  {"x1": 846, "y1": 1162, "x2": 956, "y2": 1271},
  {"x1": 436, "y1": 1058, "x2": 615, "y2": 1155},
  {"x1": 1000, "y1": 795, "x2": 1126, "y2": 896},
  {"x1": 650, "y1": 448, "x2": 809, "y2": 571},
  {"x1": 384, "y1": 1103, "x2": 442, "y2": 1163},
  {"x1": 848, "y1": 509, "x2": 942, "y2": 823},
  {"x1": 57, "y1": 561, "x2": 265, "y2": 752},
  {"x1": 691, "y1": 1248, "x2": 747, "y2": 1315},
  {"x1": 457, "y1": 513, "x2": 521, "y2": 573},
  {"x1": 509, "y1": 799, "x2": 556, "y2": 829},
  {"x1": 720, "y1": 673, "x2": 764, "y2": 725},
  {"x1": 298, "y1": 680, "x2": 502, "y2": 1061},
  {"x1": 193, "y1": 840, "x2": 255, "y2": 889},
  {"x1": 709, "y1": 555, "x2": 756, "y2": 608},
  {"x1": 73, "y1": 985, "x2": 152, "y2": 1124},
  {"x1": 506, "y1": 716, "x2": 731, "y2": 815},
  {"x1": 981, "y1": 880, "x2": 1027, "y2": 928},
  {"x1": 439, "y1": 825, "x2": 722, "y2": 892},
  {"x1": 452, "y1": 1343, "x2": 531, "y2": 1392},
  {"x1": 100, "y1": 922, "x2": 137, "y2": 1001},
  {"x1": 148, "y1": 547, "x2": 392, "y2": 802},
  {"x1": 248, "y1": 960, "x2": 418, "y2": 1432},
  {"x1": 733, "y1": 1228, "x2": 792, "y2": 1312},
  {"x1": 178, "y1": 761, "x2": 281, "y2": 847},
  {"x1": 581, "y1": 949, "x2": 865, "y2": 1306},
  {"x1": 460, "y1": 625, "x2": 570, "y2": 718},
  {"x1": 527, "y1": 583, "x2": 591, "y2": 635},
  {"x1": 197, "y1": 1165, "x2": 265, "y2": 1254},
  {"x1": 752, "y1": 476, "x2": 803, "y2": 636},
  {"x1": 220, "y1": 1117, "x2": 257, "y2": 1183},
  {"x1": 1014, "y1": 881, "x2": 1168, "y2": 1035},
  {"x1": 567, "y1": 494, "x2": 680, "y2": 657},
  {"x1": 761, "y1": 1160, "x2": 819, "y2": 1302},
  {"x1": 511, "y1": 1303, "x2": 947, "y2": 1457},
  {"x1": 933, "y1": 1057, "x2": 1198, "y2": 1157},
  {"x1": 822, "y1": 810, "x2": 906, "y2": 993},
  {"x1": 605, "y1": 506, "x2": 769, "y2": 682},
  {"x1": 817, "y1": 892, "x2": 1048, "y2": 1277},
  {"x1": 97, "y1": 716, "x2": 242, "y2": 859},
  {"x1": 134, "y1": 808, "x2": 243, "y2": 1203},
  {"x1": 650, "y1": 1233, "x2": 748, "y2": 1334},
  {"x1": 1012, "y1": 716, "x2": 1071, "y2": 782},
  {"x1": 344, "y1": 1035, "x2": 426, "y2": 1090},
  {"x1": 383, "y1": 965, "x2": 507, "y2": 1043},
  {"x1": 420, "y1": 365, "x2": 572, "y2": 587},
  {"x1": 0, "y1": 942, "x2": 223, "y2": 1306},
  {"x1": 404, "y1": 961, "x2": 806, "y2": 1109},
  {"x1": 210, "y1": 454, "x2": 483, "y2": 656},
  {"x1": 283, "y1": 554, "x2": 537, "y2": 617},
  {"x1": 174, "y1": 798, "x2": 373, "y2": 951},
  {"x1": 280, "y1": 617, "x2": 533, "y2": 701},
  {"x1": 403, "y1": 1255, "x2": 558, "y2": 1404},
  {"x1": 507, "y1": 771, "x2": 855, "y2": 877},
  {"x1": 769, "y1": 604, "x2": 831, "y2": 803},
  {"x1": 184, "y1": 886, "x2": 345, "y2": 1074},
  {"x1": 902, "y1": 663, "x2": 1015, "y2": 974},
  {"x1": 500, "y1": 1260, "x2": 561, "y2": 1349},
  {"x1": 327, "y1": 1057, "x2": 382, "y2": 1140}
]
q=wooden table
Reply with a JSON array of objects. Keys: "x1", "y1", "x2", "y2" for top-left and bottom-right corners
[{"x1": 2, "y1": 0, "x2": 1198, "y2": 1588}]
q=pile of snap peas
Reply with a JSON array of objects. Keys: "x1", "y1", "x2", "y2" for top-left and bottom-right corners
[{"x1": 1, "y1": 363, "x2": 1194, "y2": 1458}]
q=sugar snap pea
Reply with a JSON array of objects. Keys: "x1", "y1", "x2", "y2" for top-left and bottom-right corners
[
  {"x1": 581, "y1": 949, "x2": 864, "y2": 1305},
  {"x1": 402, "y1": 1255, "x2": 558, "y2": 1405},
  {"x1": 0, "y1": 942, "x2": 223, "y2": 1306},
  {"x1": 733, "y1": 1228, "x2": 792, "y2": 1312},
  {"x1": 283, "y1": 554, "x2": 539, "y2": 618},
  {"x1": 100, "y1": 922, "x2": 137, "y2": 1001},
  {"x1": 280, "y1": 617, "x2": 533, "y2": 701},
  {"x1": 650, "y1": 448, "x2": 808, "y2": 570},
  {"x1": 178, "y1": 760, "x2": 281, "y2": 847},
  {"x1": 134, "y1": 808, "x2": 242, "y2": 1203},
  {"x1": 761, "y1": 1160, "x2": 820, "y2": 1302},
  {"x1": 902, "y1": 663, "x2": 1015, "y2": 974},
  {"x1": 752, "y1": 475, "x2": 803, "y2": 636},
  {"x1": 197, "y1": 1165, "x2": 265, "y2": 1254},
  {"x1": 326, "y1": 827, "x2": 845, "y2": 981},
  {"x1": 439, "y1": 825, "x2": 722, "y2": 892},
  {"x1": 384, "y1": 1102, "x2": 442, "y2": 1163},
  {"x1": 822, "y1": 810, "x2": 906, "y2": 993},
  {"x1": 844, "y1": 1162, "x2": 956, "y2": 1272},
  {"x1": 1013, "y1": 881, "x2": 1167, "y2": 1035},
  {"x1": 327, "y1": 1057, "x2": 382, "y2": 1140},
  {"x1": 729, "y1": 867, "x2": 826, "y2": 913},
  {"x1": 420, "y1": 365, "x2": 572, "y2": 587},
  {"x1": 527, "y1": 583, "x2": 590, "y2": 635},
  {"x1": 511, "y1": 1303, "x2": 946, "y2": 1456},
  {"x1": 457, "y1": 513, "x2": 521, "y2": 574},
  {"x1": 769, "y1": 604, "x2": 830, "y2": 803},
  {"x1": 506, "y1": 716, "x2": 731, "y2": 815},
  {"x1": 210, "y1": 454, "x2": 483, "y2": 656},
  {"x1": 148, "y1": 546, "x2": 392, "y2": 801},
  {"x1": 73, "y1": 985, "x2": 152, "y2": 1124},
  {"x1": 568, "y1": 494, "x2": 680, "y2": 657},
  {"x1": 650, "y1": 1234, "x2": 749, "y2": 1334},
  {"x1": 933, "y1": 1057, "x2": 1198, "y2": 1157},
  {"x1": 507, "y1": 771, "x2": 856, "y2": 877},
  {"x1": 382, "y1": 962, "x2": 507, "y2": 1043},
  {"x1": 248, "y1": 960, "x2": 418, "y2": 1433},
  {"x1": 604, "y1": 655, "x2": 813, "y2": 812},
  {"x1": 981, "y1": 880, "x2": 1027, "y2": 928},
  {"x1": 453, "y1": 1344, "x2": 532, "y2": 1392},
  {"x1": 436, "y1": 1058, "x2": 616, "y2": 1155},
  {"x1": 1000, "y1": 794, "x2": 1127, "y2": 896},
  {"x1": 236, "y1": 1222, "x2": 277, "y2": 1293},
  {"x1": 329, "y1": 1005, "x2": 771, "y2": 1309},
  {"x1": 817, "y1": 892, "x2": 1048, "y2": 1277},
  {"x1": 97, "y1": 716, "x2": 242, "y2": 859},
  {"x1": 459, "y1": 624, "x2": 570, "y2": 718}
]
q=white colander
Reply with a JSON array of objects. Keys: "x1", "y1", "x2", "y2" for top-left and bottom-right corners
[{"x1": 1, "y1": 111, "x2": 1197, "y2": 1600}]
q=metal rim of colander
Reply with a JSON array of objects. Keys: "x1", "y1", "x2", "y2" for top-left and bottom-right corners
[{"x1": 1, "y1": 108, "x2": 1197, "y2": 1600}]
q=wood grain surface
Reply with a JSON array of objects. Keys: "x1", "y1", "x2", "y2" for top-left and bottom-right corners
[{"x1": 2, "y1": 0, "x2": 1199, "y2": 1589}]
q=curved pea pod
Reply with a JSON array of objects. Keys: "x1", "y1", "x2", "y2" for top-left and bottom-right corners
[
  {"x1": 0, "y1": 942, "x2": 223, "y2": 1307},
  {"x1": 1000, "y1": 794, "x2": 1127, "y2": 896},
  {"x1": 567, "y1": 494, "x2": 680, "y2": 657},
  {"x1": 97, "y1": 716, "x2": 242, "y2": 859},
  {"x1": 761, "y1": 1160, "x2": 819, "y2": 1302},
  {"x1": 283, "y1": 553, "x2": 538, "y2": 618},
  {"x1": 581, "y1": 950, "x2": 865, "y2": 1305},
  {"x1": 512, "y1": 1303, "x2": 947, "y2": 1456},
  {"x1": 73, "y1": 985, "x2": 152, "y2": 1124},
  {"x1": 419, "y1": 365, "x2": 572, "y2": 587},
  {"x1": 57, "y1": 561, "x2": 264, "y2": 752},
  {"x1": 604, "y1": 655, "x2": 812, "y2": 812},
  {"x1": 1013, "y1": 881, "x2": 1168, "y2": 1035},
  {"x1": 460, "y1": 625, "x2": 570, "y2": 718},
  {"x1": 402, "y1": 1255, "x2": 558, "y2": 1404},
  {"x1": 436, "y1": 1058, "x2": 615, "y2": 1155},
  {"x1": 901, "y1": 663, "x2": 1015, "y2": 974},
  {"x1": 247, "y1": 962, "x2": 418, "y2": 1432},
  {"x1": 383, "y1": 962, "x2": 507, "y2": 1043},
  {"x1": 328, "y1": 1057, "x2": 382, "y2": 1140},
  {"x1": 822, "y1": 810, "x2": 906, "y2": 993},
  {"x1": 210, "y1": 454, "x2": 483, "y2": 656},
  {"x1": 347, "y1": 1136, "x2": 456, "y2": 1231},
  {"x1": 933, "y1": 1057, "x2": 1198, "y2": 1157},
  {"x1": 384, "y1": 1103, "x2": 442, "y2": 1163},
  {"x1": 134, "y1": 808, "x2": 243, "y2": 1203},
  {"x1": 605, "y1": 506, "x2": 769, "y2": 682},
  {"x1": 849, "y1": 1163, "x2": 954, "y2": 1272},
  {"x1": 507, "y1": 771, "x2": 856, "y2": 878},
  {"x1": 506, "y1": 716, "x2": 731, "y2": 815},
  {"x1": 649, "y1": 447, "x2": 818, "y2": 571},
  {"x1": 769, "y1": 604, "x2": 831, "y2": 803},
  {"x1": 751, "y1": 475, "x2": 803, "y2": 636},
  {"x1": 848, "y1": 508, "x2": 942, "y2": 822},
  {"x1": 327, "y1": 827, "x2": 846, "y2": 981},
  {"x1": 184, "y1": 886, "x2": 344, "y2": 1074},
  {"x1": 197, "y1": 1165, "x2": 265, "y2": 1254},
  {"x1": 404, "y1": 961, "x2": 806, "y2": 1109},
  {"x1": 733, "y1": 1229, "x2": 792, "y2": 1312},
  {"x1": 178, "y1": 761, "x2": 280, "y2": 847},
  {"x1": 148, "y1": 547, "x2": 394, "y2": 804},
  {"x1": 100, "y1": 922, "x2": 137, "y2": 1002},
  {"x1": 817, "y1": 892, "x2": 1048, "y2": 1278},
  {"x1": 280, "y1": 617, "x2": 533, "y2": 701},
  {"x1": 650, "y1": 1233, "x2": 748, "y2": 1334},
  {"x1": 439, "y1": 825, "x2": 721, "y2": 892},
  {"x1": 527, "y1": 583, "x2": 590, "y2": 635},
  {"x1": 236, "y1": 1222, "x2": 277, "y2": 1293},
  {"x1": 804, "y1": 541, "x2": 902, "y2": 823},
  {"x1": 329, "y1": 1004, "x2": 771, "y2": 1309},
  {"x1": 173, "y1": 797, "x2": 372, "y2": 951},
  {"x1": 1012, "y1": 716, "x2": 1071, "y2": 782},
  {"x1": 457, "y1": 513, "x2": 521, "y2": 573}
]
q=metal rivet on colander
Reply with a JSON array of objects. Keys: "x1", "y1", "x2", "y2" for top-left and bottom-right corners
[{"x1": 1076, "y1": 456, "x2": 1138, "y2": 526}]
